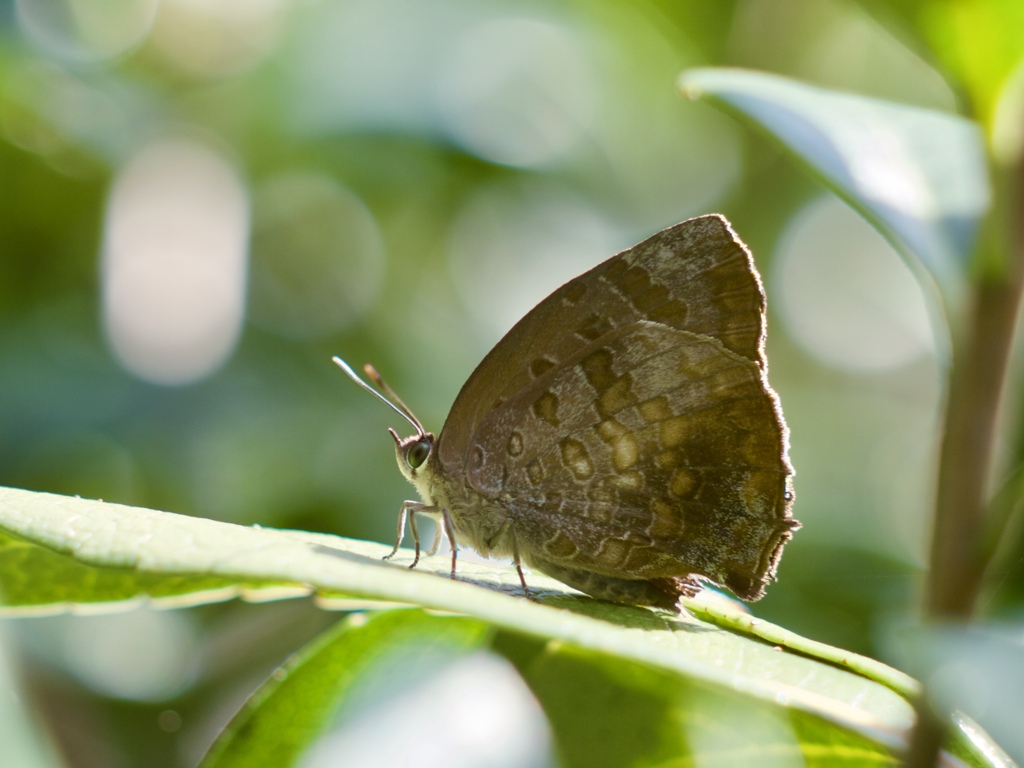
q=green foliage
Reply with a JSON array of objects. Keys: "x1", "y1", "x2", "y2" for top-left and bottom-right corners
[
  {"x1": 679, "y1": 67, "x2": 988, "y2": 327},
  {"x1": 200, "y1": 611, "x2": 492, "y2": 768},
  {"x1": 5, "y1": 1, "x2": 1024, "y2": 766},
  {"x1": 0, "y1": 487, "x2": 1011, "y2": 767}
]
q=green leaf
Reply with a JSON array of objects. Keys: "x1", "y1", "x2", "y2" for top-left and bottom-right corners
[
  {"x1": 854, "y1": 0, "x2": 1024, "y2": 126},
  {"x1": 886, "y1": 623, "x2": 1024, "y2": 766},
  {"x1": 203, "y1": 611, "x2": 904, "y2": 768},
  {"x1": 919, "y1": 0, "x2": 1024, "y2": 127},
  {"x1": 0, "y1": 487, "x2": 1011, "y2": 767},
  {"x1": 679, "y1": 67, "x2": 989, "y2": 326},
  {"x1": 511, "y1": 638, "x2": 902, "y2": 768},
  {"x1": 200, "y1": 610, "x2": 492, "y2": 768},
  {"x1": 0, "y1": 531, "x2": 303, "y2": 613}
]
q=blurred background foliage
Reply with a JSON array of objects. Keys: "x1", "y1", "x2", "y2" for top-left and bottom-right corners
[{"x1": 0, "y1": 0, "x2": 1019, "y2": 766}]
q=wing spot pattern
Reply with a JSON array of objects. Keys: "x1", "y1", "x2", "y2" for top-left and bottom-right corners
[
  {"x1": 581, "y1": 348, "x2": 616, "y2": 391},
  {"x1": 657, "y1": 449, "x2": 680, "y2": 468},
  {"x1": 576, "y1": 314, "x2": 614, "y2": 342},
  {"x1": 560, "y1": 437, "x2": 595, "y2": 481},
  {"x1": 670, "y1": 467, "x2": 698, "y2": 498},
  {"x1": 616, "y1": 264, "x2": 652, "y2": 297},
  {"x1": 595, "y1": 536, "x2": 629, "y2": 567},
  {"x1": 597, "y1": 417, "x2": 628, "y2": 443},
  {"x1": 587, "y1": 485, "x2": 617, "y2": 507},
  {"x1": 611, "y1": 469, "x2": 643, "y2": 490},
  {"x1": 598, "y1": 376, "x2": 635, "y2": 417},
  {"x1": 529, "y1": 358, "x2": 556, "y2": 379},
  {"x1": 611, "y1": 431, "x2": 639, "y2": 471},
  {"x1": 532, "y1": 391, "x2": 560, "y2": 428},
  {"x1": 562, "y1": 281, "x2": 586, "y2": 304},
  {"x1": 647, "y1": 298, "x2": 688, "y2": 326},
  {"x1": 526, "y1": 458, "x2": 545, "y2": 486},
  {"x1": 639, "y1": 396, "x2": 673, "y2": 423},
  {"x1": 543, "y1": 530, "x2": 580, "y2": 560},
  {"x1": 660, "y1": 415, "x2": 689, "y2": 449},
  {"x1": 648, "y1": 499, "x2": 683, "y2": 539}
]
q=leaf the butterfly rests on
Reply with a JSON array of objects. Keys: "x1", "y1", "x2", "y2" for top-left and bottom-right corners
[{"x1": 336, "y1": 214, "x2": 797, "y2": 612}]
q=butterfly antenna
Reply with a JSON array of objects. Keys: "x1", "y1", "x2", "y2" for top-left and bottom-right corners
[
  {"x1": 362, "y1": 363, "x2": 425, "y2": 429},
  {"x1": 332, "y1": 356, "x2": 425, "y2": 436}
]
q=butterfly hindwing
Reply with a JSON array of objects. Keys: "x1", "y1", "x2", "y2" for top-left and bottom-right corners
[{"x1": 461, "y1": 320, "x2": 793, "y2": 600}]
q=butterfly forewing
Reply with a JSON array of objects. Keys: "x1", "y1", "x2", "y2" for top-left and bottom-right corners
[{"x1": 437, "y1": 215, "x2": 768, "y2": 475}]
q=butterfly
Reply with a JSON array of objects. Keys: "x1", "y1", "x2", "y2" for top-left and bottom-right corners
[{"x1": 336, "y1": 214, "x2": 797, "y2": 611}]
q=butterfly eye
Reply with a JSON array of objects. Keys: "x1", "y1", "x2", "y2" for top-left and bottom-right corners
[{"x1": 407, "y1": 439, "x2": 431, "y2": 469}]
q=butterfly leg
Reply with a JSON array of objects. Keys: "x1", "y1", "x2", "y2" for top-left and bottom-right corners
[
  {"x1": 425, "y1": 522, "x2": 444, "y2": 557},
  {"x1": 510, "y1": 537, "x2": 536, "y2": 601},
  {"x1": 512, "y1": 559, "x2": 540, "y2": 602},
  {"x1": 384, "y1": 501, "x2": 438, "y2": 569},
  {"x1": 382, "y1": 501, "x2": 412, "y2": 560},
  {"x1": 407, "y1": 505, "x2": 446, "y2": 568},
  {"x1": 441, "y1": 508, "x2": 459, "y2": 579},
  {"x1": 407, "y1": 510, "x2": 422, "y2": 568}
]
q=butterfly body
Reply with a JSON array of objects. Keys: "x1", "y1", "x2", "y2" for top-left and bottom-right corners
[
  {"x1": 348, "y1": 214, "x2": 798, "y2": 612},
  {"x1": 395, "y1": 432, "x2": 520, "y2": 562}
]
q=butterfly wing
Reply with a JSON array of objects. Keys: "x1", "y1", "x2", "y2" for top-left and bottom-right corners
[
  {"x1": 435, "y1": 214, "x2": 796, "y2": 604},
  {"x1": 463, "y1": 320, "x2": 794, "y2": 601},
  {"x1": 437, "y1": 214, "x2": 768, "y2": 474}
]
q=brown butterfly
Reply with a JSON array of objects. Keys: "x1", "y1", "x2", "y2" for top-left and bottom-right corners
[{"x1": 336, "y1": 214, "x2": 797, "y2": 611}]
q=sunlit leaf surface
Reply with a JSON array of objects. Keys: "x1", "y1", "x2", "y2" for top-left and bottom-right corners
[
  {"x1": 0, "y1": 486, "x2": 1010, "y2": 767},
  {"x1": 680, "y1": 67, "x2": 989, "y2": 323}
]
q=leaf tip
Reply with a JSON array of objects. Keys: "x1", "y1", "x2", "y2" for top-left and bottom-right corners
[{"x1": 676, "y1": 68, "x2": 707, "y2": 101}]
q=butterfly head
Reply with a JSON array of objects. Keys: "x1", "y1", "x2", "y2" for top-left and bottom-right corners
[{"x1": 388, "y1": 427, "x2": 437, "y2": 486}]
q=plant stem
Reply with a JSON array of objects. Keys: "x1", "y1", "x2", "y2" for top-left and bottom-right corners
[
  {"x1": 906, "y1": 706, "x2": 947, "y2": 768},
  {"x1": 908, "y1": 161, "x2": 1024, "y2": 767},
  {"x1": 928, "y1": 273, "x2": 1024, "y2": 618}
]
